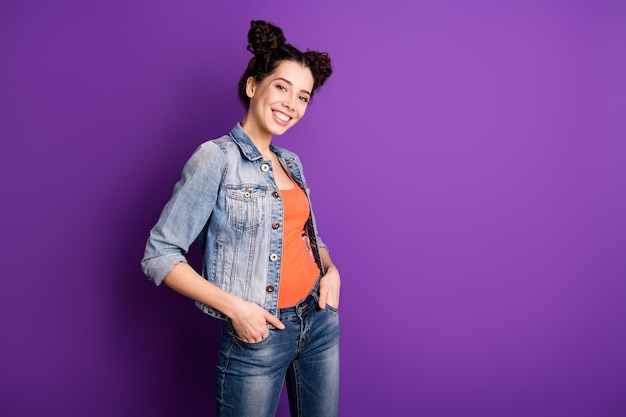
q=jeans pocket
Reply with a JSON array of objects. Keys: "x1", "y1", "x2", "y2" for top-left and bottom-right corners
[{"x1": 229, "y1": 322, "x2": 273, "y2": 348}]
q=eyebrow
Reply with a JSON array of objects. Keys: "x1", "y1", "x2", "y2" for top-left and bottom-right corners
[{"x1": 273, "y1": 77, "x2": 312, "y2": 96}]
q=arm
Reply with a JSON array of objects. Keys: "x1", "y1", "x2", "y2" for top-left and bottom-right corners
[
  {"x1": 318, "y1": 247, "x2": 341, "y2": 309},
  {"x1": 142, "y1": 143, "x2": 283, "y2": 342},
  {"x1": 163, "y1": 263, "x2": 285, "y2": 342}
]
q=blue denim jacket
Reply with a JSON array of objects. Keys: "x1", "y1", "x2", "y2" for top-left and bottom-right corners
[{"x1": 142, "y1": 123, "x2": 326, "y2": 320}]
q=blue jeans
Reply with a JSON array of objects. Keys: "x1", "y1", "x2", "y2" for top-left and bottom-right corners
[{"x1": 215, "y1": 290, "x2": 340, "y2": 417}]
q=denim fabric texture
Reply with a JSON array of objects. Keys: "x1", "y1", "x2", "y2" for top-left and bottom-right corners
[
  {"x1": 216, "y1": 284, "x2": 340, "y2": 417},
  {"x1": 141, "y1": 123, "x2": 327, "y2": 320}
]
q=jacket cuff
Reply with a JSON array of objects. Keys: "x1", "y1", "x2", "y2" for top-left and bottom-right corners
[{"x1": 142, "y1": 254, "x2": 188, "y2": 286}]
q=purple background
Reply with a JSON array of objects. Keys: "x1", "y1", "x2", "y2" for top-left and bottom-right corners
[{"x1": 2, "y1": 1, "x2": 625, "y2": 416}]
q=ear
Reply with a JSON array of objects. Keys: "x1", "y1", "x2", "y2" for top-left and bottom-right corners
[{"x1": 245, "y1": 76, "x2": 256, "y2": 99}]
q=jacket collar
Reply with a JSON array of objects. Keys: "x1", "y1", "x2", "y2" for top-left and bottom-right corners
[
  {"x1": 230, "y1": 123, "x2": 292, "y2": 162},
  {"x1": 229, "y1": 123, "x2": 261, "y2": 160}
]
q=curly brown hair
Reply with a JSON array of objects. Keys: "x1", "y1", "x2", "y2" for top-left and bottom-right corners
[{"x1": 237, "y1": 20, "x2": 332, "y2": 109}]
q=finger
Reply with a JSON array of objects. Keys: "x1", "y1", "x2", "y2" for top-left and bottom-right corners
[
  {"x1": 241, "y1": 328, "x2": 267, "y2": 343},
  {"x1": 264, "y1": 312, "x2": 285, "y2": 330},
  {"x1": 325, "y1": 288, "x2": 340, "y2": 309},
  {"x1": 318, "y1": 289, "x2": 328, "y2": 309},
  {"x1": 251, "y1": 332, "x2": 267, "y2": 343}
]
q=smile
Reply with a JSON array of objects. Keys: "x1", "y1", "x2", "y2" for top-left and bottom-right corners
[{"x1": 272, "y1": 110, "x2": 291, "y2": 123}]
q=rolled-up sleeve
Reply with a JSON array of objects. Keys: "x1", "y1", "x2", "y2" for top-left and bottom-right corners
[{"x1": 141, "y1": 142, "x2": 225, "y2": 285}]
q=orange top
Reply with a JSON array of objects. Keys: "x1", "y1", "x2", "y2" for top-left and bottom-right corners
[{"x1": 277, "y1": 184, "x2": 320, "y2": 308}]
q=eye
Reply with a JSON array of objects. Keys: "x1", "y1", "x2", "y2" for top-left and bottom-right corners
[
  {"x1": 276, "y1": 84, "x2": 287, "y2": 92},
  {"x1": 299, "y1": 95, "x2": 309, "y2": 103}
]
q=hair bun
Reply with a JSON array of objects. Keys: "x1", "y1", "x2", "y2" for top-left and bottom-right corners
[
  {"x1": 247, "y1": 20, "x2": 286, "y2": 55},
  {"x1": 304, "y1": 51, "x2": 333, "y2": 88}
]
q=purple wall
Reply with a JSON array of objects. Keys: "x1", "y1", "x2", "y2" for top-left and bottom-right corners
[{"x1": 2, "y1": 1, "x2": 625, "y2": 416}]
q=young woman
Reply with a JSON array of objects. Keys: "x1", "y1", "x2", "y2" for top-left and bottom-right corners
[{"x1": 141, "y1": 20, "x2": 341, "y2": 417}]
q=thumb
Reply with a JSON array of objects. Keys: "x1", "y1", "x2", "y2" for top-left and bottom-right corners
[
  {"x1": 264, "y1": 311, "x2": 285, "y2": 330},
  {"x1": 318, "y1": 289, "x2": 328, "y2": 310}
]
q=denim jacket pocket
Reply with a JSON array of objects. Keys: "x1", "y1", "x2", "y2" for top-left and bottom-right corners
[{"x1": 226, "y1": 186, "x2": 266, "y2": 230}]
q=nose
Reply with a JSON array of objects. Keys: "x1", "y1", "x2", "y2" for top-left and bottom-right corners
[{"x1": 284, "y1": 93, "x2": 296, "y2": 112}]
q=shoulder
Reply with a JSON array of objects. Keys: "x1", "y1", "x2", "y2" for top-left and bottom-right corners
[
  {"x1": 191, "y1": 134, "x2": 239, "y2": 161},
  {"x1": 182, "y1": 135, "x2": 233, "y2": 177}
]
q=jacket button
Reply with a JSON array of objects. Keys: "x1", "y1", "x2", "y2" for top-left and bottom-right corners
[
  {"x1": 272, "y1": 191, "x2": 280, "y2": 198},
  {"x1": 269, "y1": 253, "x2": 278, "y2": 261},
  {"x1": 266, "y1": 285, "x2": 275, "y2": 293},
  {"x1": 272, "y1": 221, "x2": 280, "y2": 229},
  {"x1": 261, "y1": 164, "x2": 270, "y2": 172}
]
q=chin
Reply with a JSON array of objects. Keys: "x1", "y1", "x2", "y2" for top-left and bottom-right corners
[{"x1": 271, "y1": 125, "x2": 293, "y2": 136}]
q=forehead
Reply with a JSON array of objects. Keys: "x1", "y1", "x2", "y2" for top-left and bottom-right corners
[{"x1": 268, "y1": 61, "x2": 314, "y2": 91}]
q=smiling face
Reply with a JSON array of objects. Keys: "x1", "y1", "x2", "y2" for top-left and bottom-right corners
[{"x1": 241, "y1": 60, "x2": 315, "y2": 142}]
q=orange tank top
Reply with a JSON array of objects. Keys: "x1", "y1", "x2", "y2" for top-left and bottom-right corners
[{"x1": 277, "y1": 184, "x2": 320, "y2": 308}]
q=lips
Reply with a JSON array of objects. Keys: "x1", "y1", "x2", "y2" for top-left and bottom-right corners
[{"x1": 272, "y1": 110, "x2": 291, "y2": 126}]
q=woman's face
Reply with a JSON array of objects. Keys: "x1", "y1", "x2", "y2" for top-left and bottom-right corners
[{"x1": 243, "y1": 60, "x2": 315, "y2": 140}]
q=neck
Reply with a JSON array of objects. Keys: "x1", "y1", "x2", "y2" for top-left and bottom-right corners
[{"x1": 241, "y1": 117, "x2": 273, "y2": 156}]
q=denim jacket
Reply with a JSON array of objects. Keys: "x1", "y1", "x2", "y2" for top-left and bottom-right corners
[{"x1": 141, "y1": 123, "x2": 326, "y2": 320}]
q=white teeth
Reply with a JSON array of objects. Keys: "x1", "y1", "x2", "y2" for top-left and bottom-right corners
[{"x1": 273, "y1": 111, "x2": 290, "y2": 122}]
